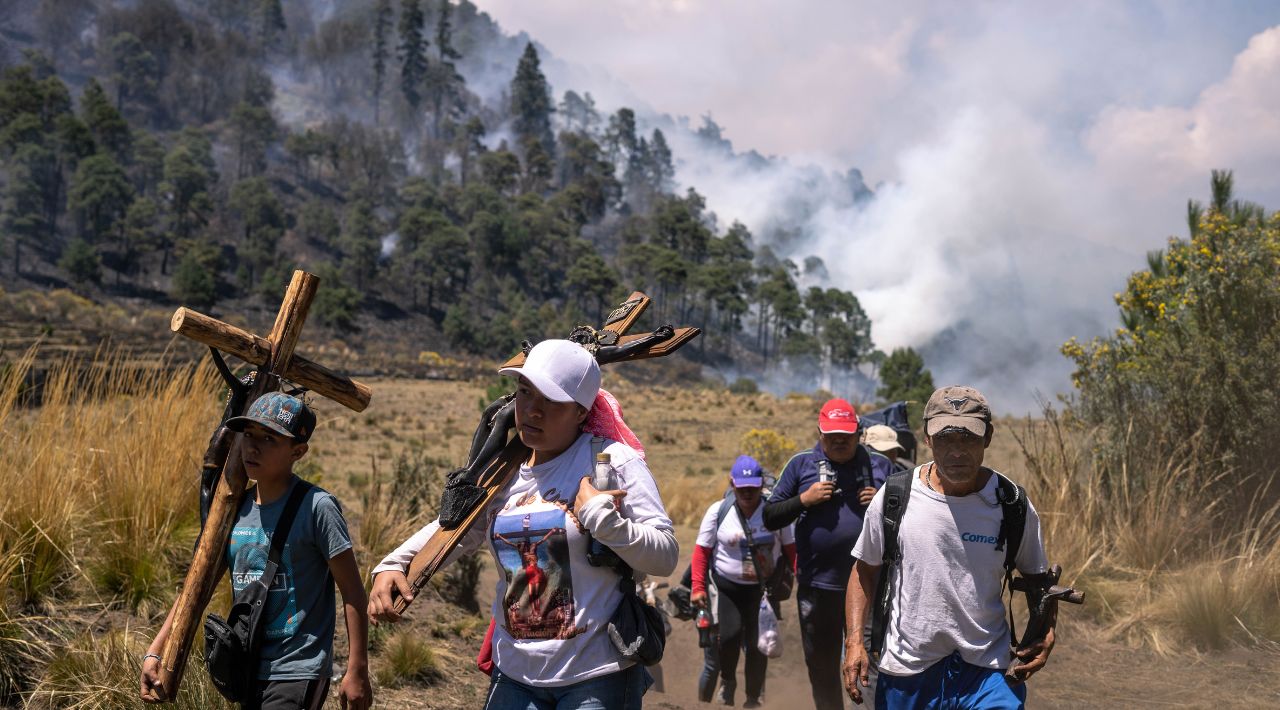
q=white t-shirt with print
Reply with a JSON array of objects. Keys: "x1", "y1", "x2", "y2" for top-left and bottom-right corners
[
  {"x1": 695, "y1": 499, "x2": 794, "y2": 586},
  {"x1": 374, "y1": 433, "x2": 677, "y2": 687},
  {"x1": 852, "y1": 465, "x2": 1048, "y2": 676}
]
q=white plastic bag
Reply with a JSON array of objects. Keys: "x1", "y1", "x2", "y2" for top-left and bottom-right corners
[{"x1": 757, "y1": 597, "x2": 782, "y2": 658}]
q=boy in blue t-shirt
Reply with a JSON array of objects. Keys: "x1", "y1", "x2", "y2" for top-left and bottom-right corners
[{"x1": 140, "y1": 393, "x2": 372, "y2": 709}]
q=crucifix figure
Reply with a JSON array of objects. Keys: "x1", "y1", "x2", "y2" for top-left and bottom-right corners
[
  {"x1": 143, "y1": 270, "x2": 372, "y2": 702},
  {"x1": 387, "y1": 290, "x2": 698, "y2": 615}
]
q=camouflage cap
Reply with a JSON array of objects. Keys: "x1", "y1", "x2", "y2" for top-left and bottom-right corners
[
  {"x1": 225, "y1": 392, "x2": 316, "y2": 443},
  {"x1": 923, "y1": 385, "x2": 991, "y2": 437}
]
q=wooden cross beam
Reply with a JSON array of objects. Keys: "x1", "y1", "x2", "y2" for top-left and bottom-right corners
[
  {"x1": 390, "y1": 291, "x2": 699, "y2": 614},
  {"x1": 146, "y1": 270, "x2": 372, "y2": 702}
]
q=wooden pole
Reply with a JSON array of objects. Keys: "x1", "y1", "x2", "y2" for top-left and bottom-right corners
[{"x1": 152, "y1": 272, "x2": 321, "y2": 701}]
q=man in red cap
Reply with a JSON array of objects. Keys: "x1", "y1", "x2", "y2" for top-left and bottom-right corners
[{"x1": 763, "y1": 398, "x2": 892, "y2": 710}]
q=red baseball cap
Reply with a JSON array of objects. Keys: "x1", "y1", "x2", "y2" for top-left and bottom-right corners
[{"x1": 818, "y1": 398, "x2": 859, "y2": 434}]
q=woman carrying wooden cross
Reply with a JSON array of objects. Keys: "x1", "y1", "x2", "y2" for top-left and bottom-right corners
[{"x1": 368, "y1": 339, "x2": 678, "y2": 709}]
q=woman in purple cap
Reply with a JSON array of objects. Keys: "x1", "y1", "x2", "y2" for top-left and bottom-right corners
[
  {"x1": 690, "y1": 455, "x2": 796, "y2": 707},
  {"x1": 367, "y1": 339, "x2": 678, "y2": 709}
]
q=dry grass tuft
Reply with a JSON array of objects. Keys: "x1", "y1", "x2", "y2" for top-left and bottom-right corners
[
  {"x1": 1010, "y1": 403, "x2": 1280, "y2": 651},
  {"x1": 374, "y1": 630, "x2": 442, "y2": 688}
]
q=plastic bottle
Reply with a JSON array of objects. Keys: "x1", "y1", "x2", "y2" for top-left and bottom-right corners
[
  {"x1": 586, "y1": 452, "x2": 625, "y2": 568},
  {"x1": 817, "y1": 459, "x2": 843, "y2": 496},
  {"x1": 696, "y1": 608, "x2": 713, "y2": 648}
]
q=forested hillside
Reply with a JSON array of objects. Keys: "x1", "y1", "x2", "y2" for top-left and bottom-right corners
[{"x1": 0, "y1": 0, "x2": 899, "y2": 392}]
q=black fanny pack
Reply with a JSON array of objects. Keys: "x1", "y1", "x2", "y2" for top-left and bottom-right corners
[
  {"x1": 204, "y1": 480, "x2": 311, "y2": 702},
  {"x1": 607, "y1": 570, "x2": 667, "y2": 666}
]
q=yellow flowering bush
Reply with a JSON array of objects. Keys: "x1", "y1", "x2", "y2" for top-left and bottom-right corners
[{"x1": 1063, "y1": 172, "x2": 1280, "y2": 476}]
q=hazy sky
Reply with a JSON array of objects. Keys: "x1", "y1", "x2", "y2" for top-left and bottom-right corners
[{"x1": 475, "y1": 1, "x2": 1280, "y2": 406}]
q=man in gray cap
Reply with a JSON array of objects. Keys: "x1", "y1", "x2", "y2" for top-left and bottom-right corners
[{"x1": 841, "y1": 386, "x2": 1055, "y2": 709}]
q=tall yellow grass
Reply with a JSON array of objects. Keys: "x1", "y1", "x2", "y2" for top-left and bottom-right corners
[
  {"x1": 0, "y1": 346, "x2": 221, "y2": 701},
  {"x1": 1010, "y1": 405, "x2": 1280, "y2": 650}
]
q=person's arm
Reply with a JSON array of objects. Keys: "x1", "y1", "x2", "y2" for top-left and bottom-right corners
[
  {"x1": 577, "y1": 450, "x2": 679, "y2": 576},
  {"x1": 690, "y1": 545, "x2": 712, "y2": 602},
  {"x1": 138, "y1": 603, "x2": 178, "y2": 702},
  {"x1": 328, "y1": 548, "x2": 372, "y2": 710},
  {"x1": 690, "y1": 503, "x2": 718, "y2": 605},
  {"x1": 762, "y1": 454, "x2": 804, "y2": 530},
  {"x1": 842, "y1": 559, "x2": 879, "y2": 705},
  {"x1": 1009, "y1": 498, "x2": 1055, "y2": 681},
  {"x1": 368, "y1": 511, "x2": 489, "y2": 622}
]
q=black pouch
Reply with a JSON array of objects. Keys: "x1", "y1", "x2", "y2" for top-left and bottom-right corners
[
  {"x1": 606, "y1": 573, "x2": 667, "y2": 666},
  {"x1": 203, "y1": 480, "x2": 312, "y2": 702},
  {"x1": 204, "y1": 579, "x2": 270, "y2": 702}
]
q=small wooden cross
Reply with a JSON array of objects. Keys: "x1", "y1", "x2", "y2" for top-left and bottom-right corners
[
  {"x1": 391, "y1": 291, "x2": 699, "y2": 614},
  {"x1": 146, "y1": 270, "x2": 372, "y2": 702}
]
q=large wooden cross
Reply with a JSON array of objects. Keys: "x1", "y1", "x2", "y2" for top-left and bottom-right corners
[
  {"x1": 146, "y1": 270, "x2": 372, "y2": 702},
  {"x1": 390, "y1": 291, "x2": 698, "y2": 614}
]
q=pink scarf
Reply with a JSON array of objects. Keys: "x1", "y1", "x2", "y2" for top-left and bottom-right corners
[{"x1": 582, "y1": 389, "x2": 645, "y2": 460}]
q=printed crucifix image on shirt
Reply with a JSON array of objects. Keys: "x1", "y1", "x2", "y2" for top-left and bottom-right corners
[
  {"x1": 228, "y1": 527, "x2": 299, "y2": 640},
  {"x1": 492, "y1": 508, "x2": 579, "y2": 640}
]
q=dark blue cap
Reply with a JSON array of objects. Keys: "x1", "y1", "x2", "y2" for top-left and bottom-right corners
[{"x1": 730, "y1": 455, "x2": 764, "y2": 488}]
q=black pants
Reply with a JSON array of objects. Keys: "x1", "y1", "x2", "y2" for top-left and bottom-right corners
[
  {"x1": 798, "y1": 584, "x2": 847, "y2": 710},
  {"x1": 714, "y1": 571, "x2": 766, "y2": 703},
  {"x1": 699, "y1": 635, "x2": 720, "y2": 702},
  {"x1": 241, "y1": 677, "x2": 329, "y2": 710}
]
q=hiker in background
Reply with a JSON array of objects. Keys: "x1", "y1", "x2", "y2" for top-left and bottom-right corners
[
  {"x1": 691, "y1": 455, "x2": 796, "y2": 707},
  {"x1": 844, "y1": 386, "x2": 1054, "y2": 709},
  {"x1": 863, "y1": 424, "x2": 911, "y2": 473},
  {"x1": 763, "y1": 399, "x2": 892, "y2": 710}
]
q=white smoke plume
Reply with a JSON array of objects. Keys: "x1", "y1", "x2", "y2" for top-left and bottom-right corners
[{"x1": 476, "y1": 1, "x2": 1280, "y2": 411}]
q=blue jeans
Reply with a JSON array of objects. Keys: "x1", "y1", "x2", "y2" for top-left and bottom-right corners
[
  {"x1": 484, "y1": 664, "x2": 649, "y2": 709},
  {"x1": 877, "y1": 652, "x2": 1026, "y2": 710}
]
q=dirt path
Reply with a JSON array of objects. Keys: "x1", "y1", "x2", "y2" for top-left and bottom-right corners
[{"x1": 373, "y1": 525, "x2": 1280, "y2": 709}]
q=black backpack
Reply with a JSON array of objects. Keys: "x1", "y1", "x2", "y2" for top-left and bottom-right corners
[
  {"x1": 869, "y1": 467, "x2": 1027, "y2": 657},
  {"x1": 204, "y1": 480, "x2": 312, "y2": 702}
]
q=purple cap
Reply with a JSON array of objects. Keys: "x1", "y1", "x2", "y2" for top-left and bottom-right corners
[{"x1": 730, "y1": 455, "x2": 764, "y2": 488}]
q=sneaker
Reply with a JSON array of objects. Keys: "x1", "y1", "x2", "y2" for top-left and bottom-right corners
[
  {"x1": 743, "y1": 699, "x2": 762, "y2": 709},
  {"x1": 717, "y1": 684, "x2": 734, "y2": 706}
]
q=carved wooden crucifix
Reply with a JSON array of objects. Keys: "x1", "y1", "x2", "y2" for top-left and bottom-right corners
[
  {"x1": 390, "y1": 290, "x2": 699, "y2": 614},
  {"x1": 146, "y1": 270, "x2": 372, "y2": 702}
]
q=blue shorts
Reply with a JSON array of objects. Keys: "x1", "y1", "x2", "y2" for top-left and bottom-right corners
[{"x1": 876, "y1": 652, "x2": 1026, "y2": 710}]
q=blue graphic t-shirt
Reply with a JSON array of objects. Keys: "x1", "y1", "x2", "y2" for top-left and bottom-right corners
[{"x1": 226, "y1": 476, "x2": 353, "y2": 680}]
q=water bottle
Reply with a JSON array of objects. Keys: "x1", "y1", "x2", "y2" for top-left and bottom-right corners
[
  {"x1": 818, "y1": 459, "x2": 843, "y2": 496},
  {"x1": 696, "y1": 608, "x2": 713, "y2": 648},
  {"x1": 586, "y1": 452, "x2": 625, "y2": 568}
]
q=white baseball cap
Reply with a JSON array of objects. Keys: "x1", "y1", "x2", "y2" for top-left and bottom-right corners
[{"x1": 499, "y1": 339, "x2": 601, "y2": 409}]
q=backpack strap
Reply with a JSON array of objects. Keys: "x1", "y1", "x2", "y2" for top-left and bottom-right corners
[
  {"x1": 733, "y1": 502, "x2": 767, "y2": 589},
  {"x1": 259, "y1": 479, "x2": 314, "y2": 594},
  {"x1": 993, "y1": 471, "x2": 1028, "y2": 646},
  {"x1": 870, "y1": 467, "x2": 914, "y2": 658}
]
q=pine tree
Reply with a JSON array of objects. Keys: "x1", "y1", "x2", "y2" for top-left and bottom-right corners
[
  {"x1": 425, "y1": 0, "x2": 464, "y2": 139},
  {"x1": 68, "y1": 152, "x2": 133, "y2": 243},
  {"x1": 371, "y1": 0, "x2": 393, "y2": 125},
  {"x1": 255, "y1": 0, "x2": 287, "y2": 51},
  {"x1": 58, "y1": 238, "x2": 102, "y2": 285},
  {"x1": 338, "y1": 200, "x2": 381, "y2": 291},
  {"x1": 510, "y1": 42, "x2": 554, "y2": 153},
  {"x1": 80, "y1": 78, "x2": 132, "y2": 162},
  {"x1": 648, "y1": 128, "x2": 674, "y2": 193},
  {"x1": 397, "y1": 0, "x2": 428, "y2": 111}
]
